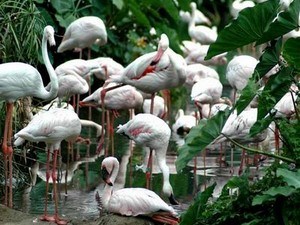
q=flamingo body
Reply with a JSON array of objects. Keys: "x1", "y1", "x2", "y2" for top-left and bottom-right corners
[
  {"x1": 116, "y1": 113, "x2": 177, "y2": 203},
  {"x1": 101, "y1": 157, "x2": 177, "y2": 220},
  {"x1": 57, "y1": 16, "x2": 107, "y2": 53},
  {"x1": 108, "y1": 34, "x2": 186, "y2": 93}
]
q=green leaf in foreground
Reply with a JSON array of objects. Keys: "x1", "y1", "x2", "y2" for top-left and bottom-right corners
[
  {"x1": 283, "y1": 37, "x2": 300, "y2": 71},
  {"x1": 180, "y1": 183, "x2": 216, "y2": 225},
  {"x1": 176, "y1": 109, "x2": 231, "y2": 172},
  {"x1": 205, "y1": 0, "x2": 279, "y2": 60}
]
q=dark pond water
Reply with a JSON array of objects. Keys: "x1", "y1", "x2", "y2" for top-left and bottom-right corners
[{"x1": 10, "y1": 107, "x2": 273, "y2": 220}]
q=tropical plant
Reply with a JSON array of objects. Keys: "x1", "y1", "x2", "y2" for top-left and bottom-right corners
[{"x1": 177, "y1": 0, "x2": 300, "y2": 224}]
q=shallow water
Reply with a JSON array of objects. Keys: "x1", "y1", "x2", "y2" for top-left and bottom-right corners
[{"x1": 10, "y1": 109, "x2": 273, "y2": 220}]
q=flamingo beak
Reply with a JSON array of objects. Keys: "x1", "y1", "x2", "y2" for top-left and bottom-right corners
[
  {"x1": 101, "y1": 167, "x2": 113, "y2": 186},
  {"x1": 168, "y1": 193, "x2": 179, "y2": 205}
]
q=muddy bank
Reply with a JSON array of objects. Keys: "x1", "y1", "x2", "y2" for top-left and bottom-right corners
[{"x1": 0, "y1": 204, "x2": 155, "y2": 225}]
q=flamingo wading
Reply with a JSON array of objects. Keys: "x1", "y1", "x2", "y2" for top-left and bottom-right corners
[{"x1": 0, "y1": 25, "x2": 58, "y2": 208}]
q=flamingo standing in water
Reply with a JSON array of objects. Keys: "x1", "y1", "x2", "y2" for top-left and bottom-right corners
[
  {"x1": 101, "y1": 156, "x2": 179, "y2": 225},
  {"x1": 14, "y1": 108, "x2": 81, "y2": 225},
  {"x1": 116, "y1": 113, "x2": 179, "y2": 205},
  {"x1": 57, "y1": 16, "x2": 107, "y2": 59},
  {"x1": 0, "y1": 25, "x2": 58, "y2": 208}
]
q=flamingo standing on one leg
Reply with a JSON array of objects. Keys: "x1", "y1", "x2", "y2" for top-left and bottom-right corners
[
  {"x1": 116, "y1": 113, "x2": 179, "y2": 205},
  {"x1": 101, "y1": 156, "x2": 179, "y2": 225},
  {"x1": 0, "y1": 25, "x2": 58, "y2": 208},
  {"x1": 14, "y1": 108, "x2": 81, "y2": 225}
]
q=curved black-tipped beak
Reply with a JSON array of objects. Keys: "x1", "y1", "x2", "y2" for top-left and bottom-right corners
[
  {"x1": 169, "y1": 193, "x2": 180, "y2": 205},
  {"x1": 101, "y1": 167, "x2": 113, "y2": 186}
]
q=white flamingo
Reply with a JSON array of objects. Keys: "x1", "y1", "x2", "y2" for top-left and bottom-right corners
[
  {"x1": 142, "y1": 95, "x2": 166, "y2": 119},
  {"x1": 188, "y1": 2, "x2": 217, "y2": 44},
  {"x1": 226, "y1": 55, "x2": 259, "y2": 102},
  {"x1": 101, "y1": 156, "x2": 179, "y2": 224},
  {"x1": 116, "y1": 113, "x2": 179, "y2": 205},
  {"x1": 230, "y1": 0, "x2": 255, "y2": 18},
  {"x1": 57, "y1": 16, "x2": 107, "y2": 58},
  {"x1": 0, "y1": 25, "x2": 58, "y2": 208},
  {"x1": 14, "y1": 108, "x2": 81, "y2": 225}
]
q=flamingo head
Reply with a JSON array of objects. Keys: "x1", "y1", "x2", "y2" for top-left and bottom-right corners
[
  {"x1": 159, "y1": 33, "x2": 169, "y2": 52},
  {"x1": 101, "y1": 156, "x2": 118, "y2": 186},
  {"x1": 190, "y1": 2, "x2": 197, "y2": 11},
  {"x1": 44, "y1": 25, "x2": 56, "y2": 46}
]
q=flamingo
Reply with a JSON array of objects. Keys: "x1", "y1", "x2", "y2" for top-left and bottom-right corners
[
  {"x1": 191, "y1": 77, "x2": 226, "y2": 118},
  {"x1": 116, "y1": 113, "x2": 179, "y2": 205},
  {"x1": 0, "y1": 25, "x2": 58, "y2": 208},
  {"x1": 181, "y1": 41, "x2": 227, "y2": 66},
  {"x1": 188, "y1": 2, "x2": 217, "y2": 44},
  {"x1": 172, "y1": 109, "x2": 197, "y2": 147},
  {"x1": 86, "y1": 57, "x2": 124, "y2": 81},
  {"x1": 105, "y1": 33, "x2": 186, "y2": 115},
  {"x1": 185, "y1": 63, "x2": 219, "y2": 88},
  {"x1": 142, "y1": 95, "x2": 166, "y2": 119},
  {"x1": 14, "y1": 108, "x2": 81, "y2": 225},
  {"x1": 101, "y1": 156, "x2": 179, "y2": 225},
  {"x1": 226, "y1": 55, "x2": 259, "y2": 103},
  {"x1": 57, "y1": 16, "x2": 107, "y2": 59},
  {"x1": 230, "y1": 0, "x2": 255, "y2": 18},
  {"x1": 80, "y1": 83, "x2": 143, "y2": 154},
  {"x1": 179, "y1": 2, "x2": 211, "y2": 25}
]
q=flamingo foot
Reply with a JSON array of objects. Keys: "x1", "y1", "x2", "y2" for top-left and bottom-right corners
[
  {"x1": 40, "y1": 214, "x2": 56, "y2": 222},
  {"x1": 55, "y1": 215, "x2": 68, "y2": 225},
  {"x1": 75, "y1": 136, "x2": 91, "y2": 145},
  {"x1": 3, "y1": 145, "x2": 13, "y2": 155}
]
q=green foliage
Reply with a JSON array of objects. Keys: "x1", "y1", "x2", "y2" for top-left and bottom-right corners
[{"x1": 0, "y1": 0, "x2": 46, "y2": 64}]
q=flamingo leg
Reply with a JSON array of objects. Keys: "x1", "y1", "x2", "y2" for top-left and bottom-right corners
[
  {"x1": 238, "y1": 149, "x2": 246, "y2": 176},
  {"x1": 2, "y1": 103, "x2": 14, "y2": 208},
  {"x1": 40, "y1": 148, "x2": 56, "y2": 222},
  {"x1": 146, "y1": 148, "x2": 153, "y2": 190},
  {"x1": 52, "y1": 149, "x2": 68, "y2": 225}
]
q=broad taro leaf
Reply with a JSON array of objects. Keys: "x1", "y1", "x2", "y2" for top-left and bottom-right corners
[
  {"x1": 283, "y1": 37, "x2": 300, "y2": 71},
  {"x1": 205, "y1": 0, "x2": 279, "y2": 60},
  {"x1": 252, "y1": 186, "x2": 295, "y2": 205},
  {"x1": 176, "y1": 109, "x2": 231, "y2": 172},
  {"x1": 180, "y1": 183, "x2": 216, "y2": 225},
  {"x1": 255, "y1": 38, "x2": 282, "y2": 80},
  {"x1": 277, "y1": 168, "x2": 300, "y2": 188},
  {"x1": 249, "y1": 113, "x2": 274, "y2": 137},
  {"x1": 235, "y1": 77, "x2": 260, "y2": 114},
  {"x1": 256, "y1": 0, "x2": 300, "y2": 45},
  {"x1": 128, "y1": 0, "x2": 151, "y2": 28},
  {"x1": 257, "y1": 66, "x2": 293, "y2": 120},
  {"x1": 50, "y1": 0, "x2": 73, "y2": 14}
]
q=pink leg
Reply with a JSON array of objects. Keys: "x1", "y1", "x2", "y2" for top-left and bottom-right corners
[
  {"x1": 40, "y1": 148, "x2": 55, "y2": 222},
  {"x1": 146, "y1": 148, "x2": 153, "y2": 190},
  {"x1": 2, "y1": 103, "x2": 14, "y2": 208},
  {"x1": 52, "y1": 149, "x2": 68, "y2": 225},
  {"x1": 238, "y1": 149, "x2": 246, "y2": 176}
]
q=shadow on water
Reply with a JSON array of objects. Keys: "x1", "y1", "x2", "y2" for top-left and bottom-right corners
[{"x1": 11, "y1": 108, "x2": 273, "y2": 220}]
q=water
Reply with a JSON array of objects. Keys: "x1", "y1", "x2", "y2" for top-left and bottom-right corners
[{"x1": 10, "y1": 108, "x2": 274, "y2": 220}]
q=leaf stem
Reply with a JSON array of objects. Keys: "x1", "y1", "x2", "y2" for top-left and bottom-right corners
[{"x1": 221, "y1": 133, "x2": 296, "y2": 164}]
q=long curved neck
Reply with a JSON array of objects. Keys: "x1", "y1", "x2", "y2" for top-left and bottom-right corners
[
  {"x1": 41, "y1": 32, "x2": 58, "y2": 100},
  {"x1": 189, "y1": 7, "x2": 196, "y2": 29},
  {"x1": 102, "y1": 160, "x2": 119, "y2": 208}
]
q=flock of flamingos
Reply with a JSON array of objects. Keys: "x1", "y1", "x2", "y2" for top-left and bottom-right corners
[{"x1": 0, "y1": 1, "x2": 298, "y2": 224}]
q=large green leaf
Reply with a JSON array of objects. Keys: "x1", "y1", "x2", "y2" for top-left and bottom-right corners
[
  {"x1": 252, "y1": 186, "x2": 295, "y2": 205},
  {"x1": 176, "y1": 109, "x2": 231, "y2": 172},
  {"x1": 113, "y1": 0, "x2": 124, "y2": 10},
  {"x1": 50, "y1": 0, "x2": 73, "y2": 14},
  {"x1": 256, "y1": 0, "x2": 300, "y2": 45},
  {"x1": 159, "y1": 0, "x2": 180, "y2": 22},
  {"x1": 283, "y1": 37, "x2": 300, "y2": 71},
  {"x1": 128, "y1": 1, "x2": 151, "y2": 28},
  {"x1": 180, "y1": 183, "x2": 216, "y2": 225},
  {"x1": 205, "y1": 0, "x2": 279, "y2": 60},
  {"x1": 277, "y1": 168, "x2": 300, "y2": 188},
  {"x1": 257, "y1": 66, "x2": 293, "y2": 120},
  {"x1": 235, "y1": 39, "x2": 282, "y2": 114}
]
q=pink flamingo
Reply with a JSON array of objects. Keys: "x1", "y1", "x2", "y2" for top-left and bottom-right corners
[
  {"x1": 14, "y1": 108, "x2": 81, "y2": 225},
  {"x1": 116, "y1": 113, "x2": 179, "y2": 205},
  {"x1": 0, "y1": 26, "x2": 58, "y2": 208},
  {"x1": 101, "y1": 156, "x2": 179, "y2": 224}
]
